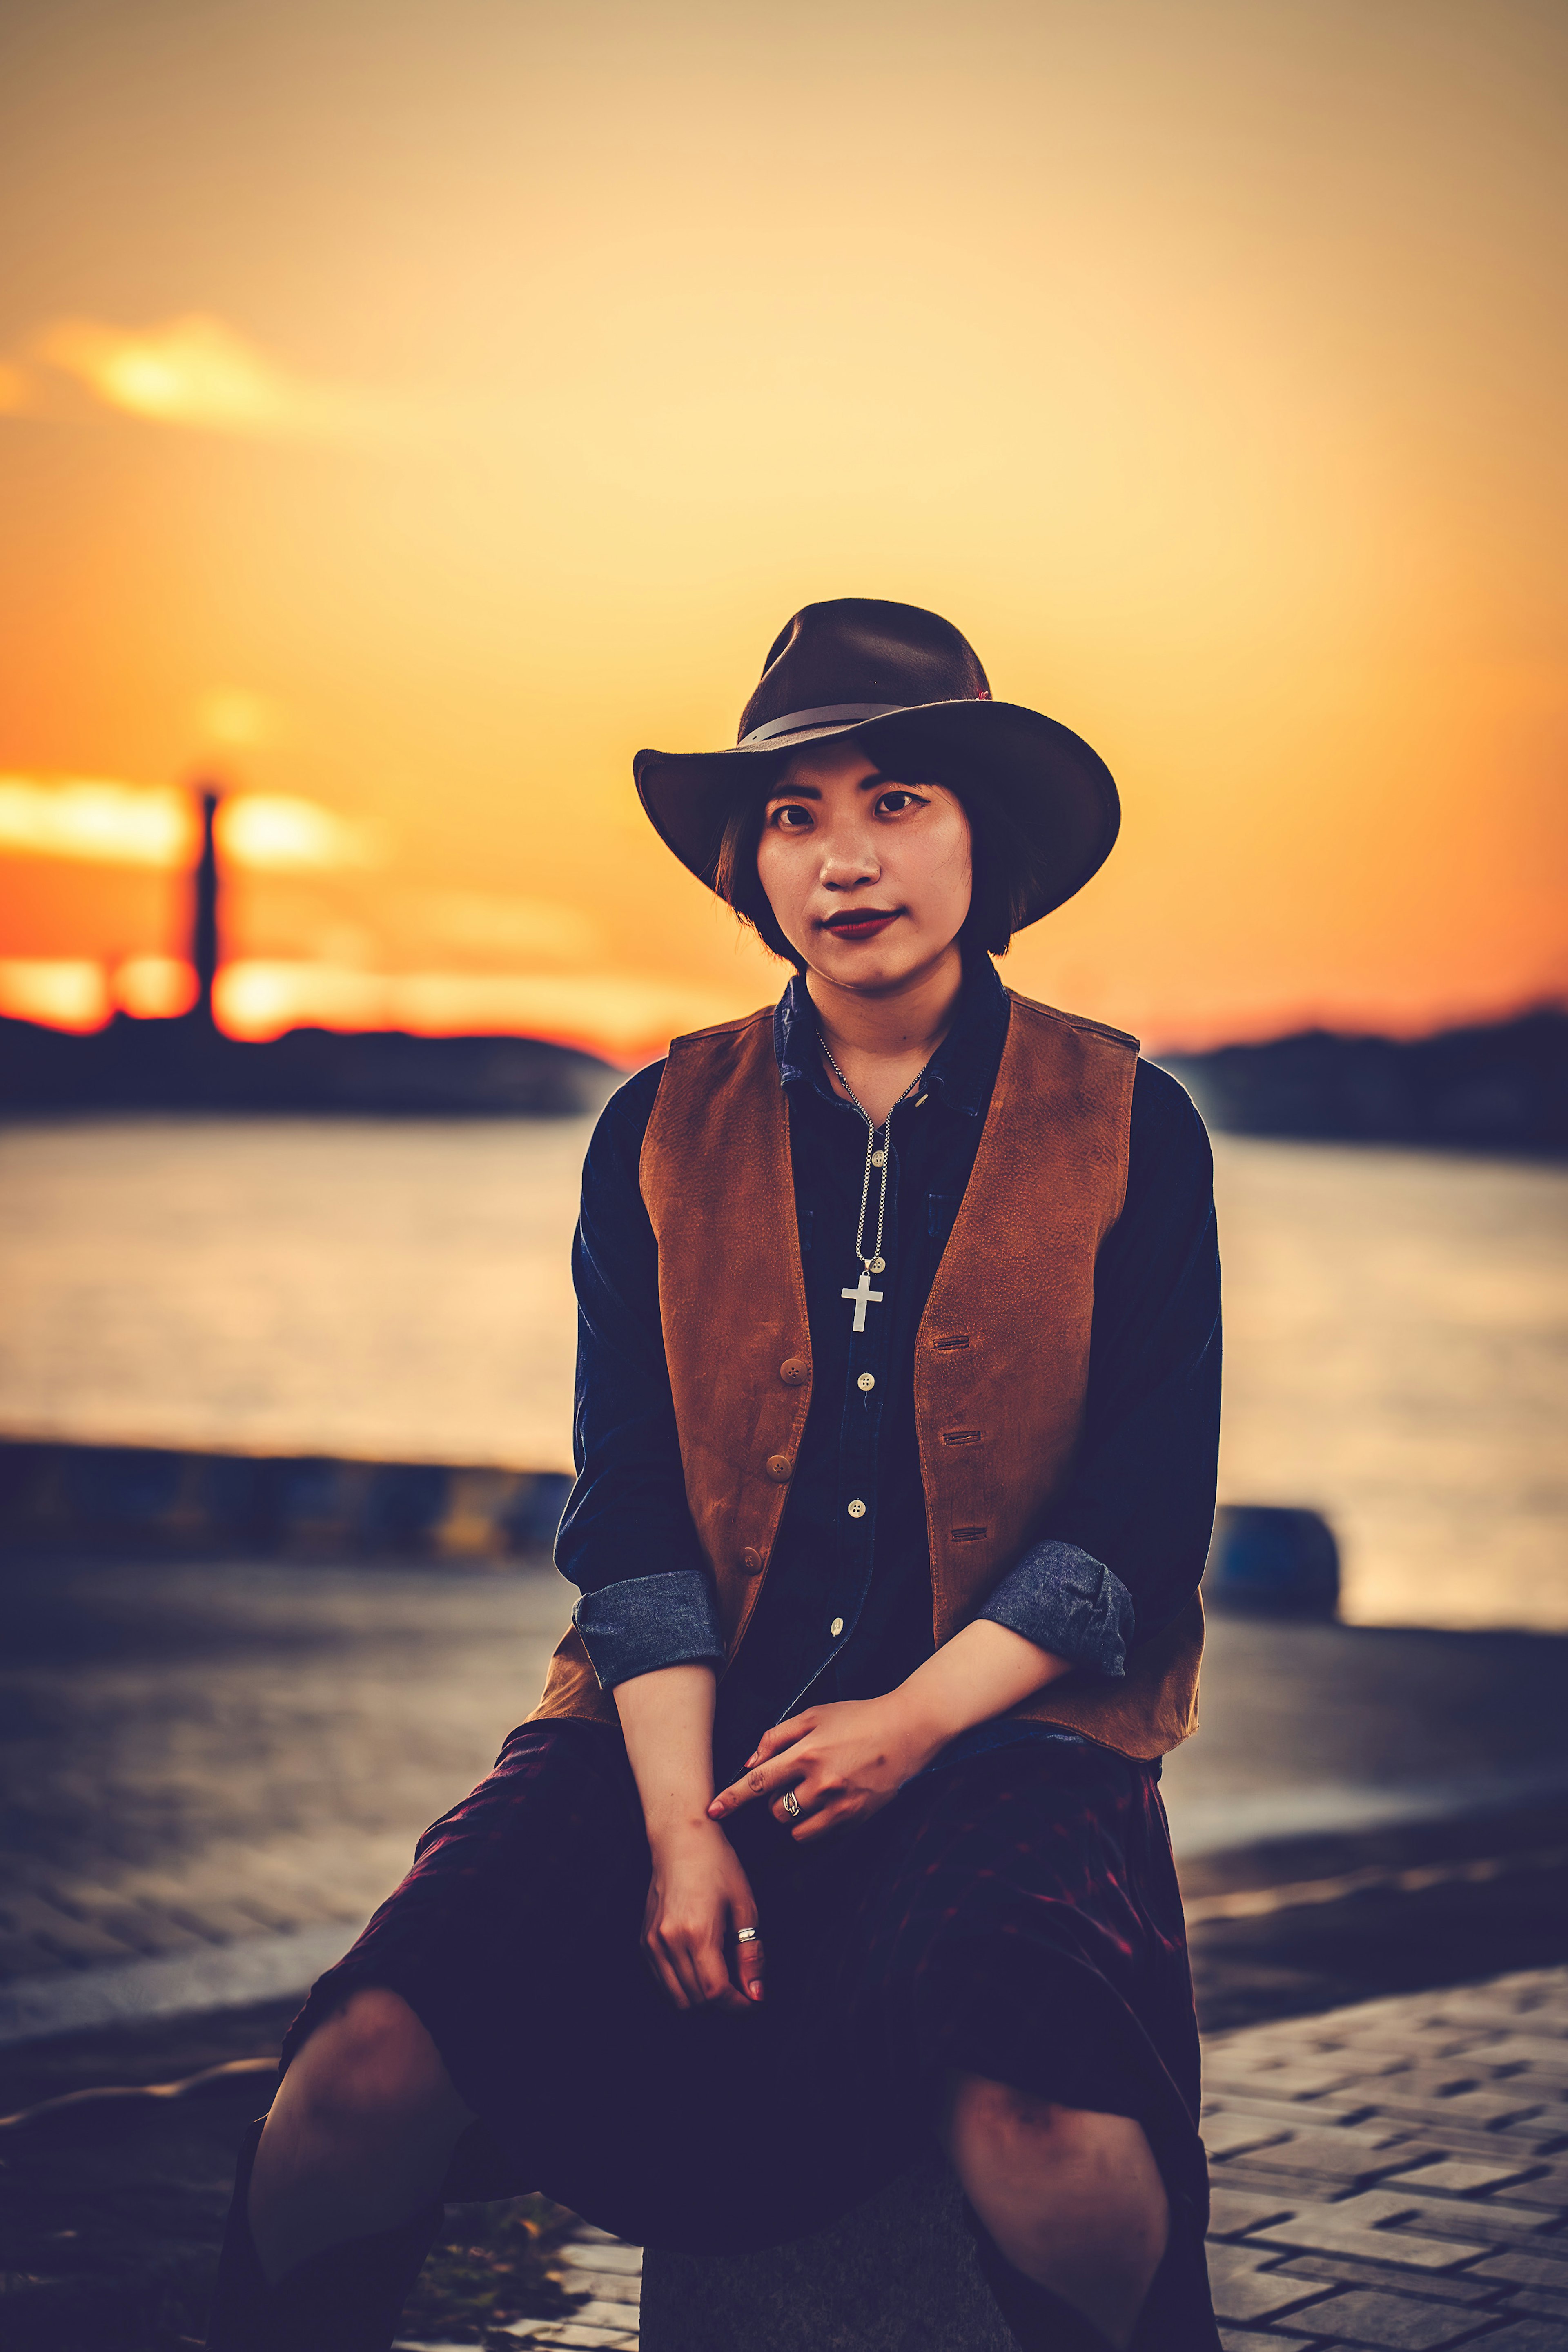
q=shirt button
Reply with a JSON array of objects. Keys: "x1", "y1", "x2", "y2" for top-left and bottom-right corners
[
  {"x1": 847, "y1": 1498, "x2": 866, "y2": 1519},
  {"x1": 740, "y1": 1547, "x2": 764, "y2": 1576},
  {"x1": 830, "y1": 1616, "x2": 844, "y2": 1637},
  {"x1": 858, "y1": 1372, "x2": 875, "y2": 1391},
  {"x1": 779, "y1": 1358, "x2": 808, "y2": 1385},
  {"x1": 766, "y1": 1454, "x2": 793, "y2": 1483}
]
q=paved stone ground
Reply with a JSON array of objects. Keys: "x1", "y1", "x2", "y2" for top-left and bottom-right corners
[{"x1": 408, "y1": 1966, "x2": 1568, "y2": 2352}]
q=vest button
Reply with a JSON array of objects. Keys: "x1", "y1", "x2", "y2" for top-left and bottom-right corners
[
  {"x1": 740, "y1": 1547, "x2": 764, "y2": 1575},
  {"x1": 766, "y1": 1454, "x2": 793, "y2": 1483},
  {"x1": 779, "y1": 1358, "x2": 808, "y2": 1385}
]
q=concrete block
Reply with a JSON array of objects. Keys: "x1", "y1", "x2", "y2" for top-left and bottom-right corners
[
  {"x1": 1205, "y1": 2243, "x2": 1331, "y2": 2324},
  {"x1": 558, "y1": 2244, "x2": 644, "y2": 2278},
  {"x1": 1270, "y1": 2254, "x2": 1495, "y2": 2304},
  {"x1": 639, "y1": 2158, "x2": 1013, "y2": 2352},
  {"x1": 1467, "y1": 2250, "x2": 1568, "y2": 2292},
  {"x1": 1224, "y1": 2126, "x2": 1416, "y2": 2187},
  {"x1": 1249, "y1": 2207, "x2": 1490, "y2": 2271},
  {"x1": 1207, "y1": 2187, "x2": 1298, "y2": 2239},
  {"x1": 1477, "y1": 2325, "x2": 1568, "y2": 2352},
  {"x1": 1333, "y1": 2186, "x2": 1553, "y2": 2238},
  {"x1": 1294, "y1": 2286, "x2": 1489, "y2": 2348},
  {"x1": 1203, "y1": 2113, "x2": 1291, "y2": 2158}
]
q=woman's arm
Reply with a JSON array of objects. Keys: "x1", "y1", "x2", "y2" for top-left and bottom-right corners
[
  {"x1": 556, "y1": 1068, "x2": 728, "y2": 1688},
  {"x1": 708, "y1": 1621, "x2": 1071, "y2": 1844},
  {"x1": 615, "y1": 1663, "x2": 766, "y2": 2007}
]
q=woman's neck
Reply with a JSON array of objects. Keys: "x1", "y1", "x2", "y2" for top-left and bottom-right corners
[{"x1": 806, "y1": 943, "x2": 967, "y2": 1126}]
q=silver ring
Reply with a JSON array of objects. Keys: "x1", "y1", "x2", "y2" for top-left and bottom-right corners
[
  {"x1": 782, "y1": 1790, "x2": 801, "y2": 1819},
  {"x1": 735, "y1": 1926, "x2": 758, "y2": 1944}
]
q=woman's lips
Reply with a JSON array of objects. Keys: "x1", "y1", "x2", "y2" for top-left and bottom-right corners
[{"x1": 823, "y1": 911, "x2": 899, "y2": 942}]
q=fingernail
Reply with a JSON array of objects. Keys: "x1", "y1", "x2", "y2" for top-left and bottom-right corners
[{"x1": 744, "y1": 1753, "x2": 758, "y2": 1768}]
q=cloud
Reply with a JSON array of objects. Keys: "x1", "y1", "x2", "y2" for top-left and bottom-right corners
[
  {"x1": 0, "y1": 777, "x2": 378, "y2": 872},
  {"x1": 413, "y1": 890, "x2": 604, "y2": 966},
  {"x1": 0, "y1": 778, "x2": 196, "y2": 867},
  {"x1": 215, "y1": 793, "x2": 382, "y2": 872},
  {"x1": 0, "y1": 959, "x2": 112, "y2": 1032},
  {"x1": 29, "y1": 313, "x2": 398, "y2": 443}
]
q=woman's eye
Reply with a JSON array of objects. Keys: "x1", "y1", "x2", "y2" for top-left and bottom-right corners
[
  {"x1": 769, "y1": 804, "x2": 812, "y2": 829},
  {"x1": 876, "y1": 790, "x2": 922, "y2": 814}
]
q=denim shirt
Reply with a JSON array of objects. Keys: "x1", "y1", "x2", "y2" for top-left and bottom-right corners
[{"x1": 556, "y1": 958, "x2": 1221, "y2": 1778}]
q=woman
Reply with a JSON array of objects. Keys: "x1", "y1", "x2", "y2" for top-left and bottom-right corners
[{"x1": 207, "y1": 598, "x2": 1222, "y2": 2351}]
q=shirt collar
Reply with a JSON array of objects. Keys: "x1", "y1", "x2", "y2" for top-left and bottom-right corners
[{"x1": 773, "y1": 954, "x2": 1010, "y2": 1120}]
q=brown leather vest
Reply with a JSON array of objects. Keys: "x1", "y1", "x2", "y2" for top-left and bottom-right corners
[{"x1": 529, "y1": 987, "x2": 1203, "y2": 1759}]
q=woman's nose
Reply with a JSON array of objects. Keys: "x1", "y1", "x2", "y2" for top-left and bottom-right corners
[{"x1": 817, "y1": 828, "x2": 879, "y2": 885}]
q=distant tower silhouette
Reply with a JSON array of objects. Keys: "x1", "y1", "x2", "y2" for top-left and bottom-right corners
[{"x1": 192, "y1": 785, "x2": 222, "y2": 1026}]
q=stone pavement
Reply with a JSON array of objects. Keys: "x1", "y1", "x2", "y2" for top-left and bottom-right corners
[{"x1": 430, "y1": 1966, "x2": 1568, "y2": 2352}]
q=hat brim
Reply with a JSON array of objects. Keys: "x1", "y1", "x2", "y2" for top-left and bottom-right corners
[{"x1": 633, "y1": 700, "x2": 1119, "y2": 928}]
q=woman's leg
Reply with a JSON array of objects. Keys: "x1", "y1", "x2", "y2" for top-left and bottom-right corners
[
  {"x1": 943, "y1": 2073, "x2": 1169, "y2": 2351},
  {"x1": 249, "y1": 1986, "x2": 475, "y2": 2281}
]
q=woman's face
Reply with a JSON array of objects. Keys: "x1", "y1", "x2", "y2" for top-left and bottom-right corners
[{"x1": 754, "y1": 740, "x2": 972, "y2": 992}]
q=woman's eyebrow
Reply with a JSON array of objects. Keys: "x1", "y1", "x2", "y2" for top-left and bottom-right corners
[{"x1": 764, "y1": 770, "x2": 896, "y2": 806}]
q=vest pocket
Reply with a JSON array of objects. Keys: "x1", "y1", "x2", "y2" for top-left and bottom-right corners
[{"x1": 927, "y1": 1191, "x2": 960, "y2": 1240}]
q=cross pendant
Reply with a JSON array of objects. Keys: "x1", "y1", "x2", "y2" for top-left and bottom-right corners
[{"x1": 842, "y1": 1266, "x2": 884, "y2": 1332}]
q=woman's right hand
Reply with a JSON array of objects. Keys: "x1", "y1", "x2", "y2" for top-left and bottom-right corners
[{"x1": 641, "y1": 1819, "x2": 764, "y2": 2011}]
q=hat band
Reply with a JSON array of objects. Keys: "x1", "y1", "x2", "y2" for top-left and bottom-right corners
[{"x1": 738, "y1": 702, "x2": 904, "y2": 748}]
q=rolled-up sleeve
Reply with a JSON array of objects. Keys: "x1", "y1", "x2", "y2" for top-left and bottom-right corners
[
  {"x1": 574, "y1": 1570, "x2": 726, "y2": 1689},
  {"x1": 552, "y1": 1065, "x2": 725, "y2": 1688},
  {"x1": 977, "y1": 1539, "x2": 1134, "y2": 1677}
]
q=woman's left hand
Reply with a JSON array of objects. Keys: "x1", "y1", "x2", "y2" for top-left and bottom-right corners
[{"x1": 708, "y1": 1695, "x2": 940, "y2": 1843}]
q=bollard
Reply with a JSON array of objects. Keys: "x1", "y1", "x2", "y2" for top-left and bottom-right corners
[{"x1": 1203, "y1": 1503, "x2": 1339, "y2": 1619}]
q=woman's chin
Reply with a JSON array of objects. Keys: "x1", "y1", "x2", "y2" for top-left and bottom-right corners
[{"x1": 808, "y1": 934, "x2": 950, "y2": 994}]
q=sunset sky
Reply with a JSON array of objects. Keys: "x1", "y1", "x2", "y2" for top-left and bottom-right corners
[{"x1": 1, "y1": 0, "x2": 1564, "y2": 1065}]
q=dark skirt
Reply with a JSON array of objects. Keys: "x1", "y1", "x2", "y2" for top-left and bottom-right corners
[{"x1": 281, "y1": 1721, "x2": 1216, "y2": 2341}]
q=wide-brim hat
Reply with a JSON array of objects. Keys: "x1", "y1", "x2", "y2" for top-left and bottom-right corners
[{"x1": 634, "y1": 597, "x2": 1119, "y2": 927}]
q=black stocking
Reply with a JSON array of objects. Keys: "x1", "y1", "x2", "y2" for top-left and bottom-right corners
[{"x1": 205, "y1": 2117, "x2": 444, "y2": 2352}]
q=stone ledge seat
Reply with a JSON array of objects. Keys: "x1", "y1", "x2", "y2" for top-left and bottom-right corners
[{"x1": 638, "y1": 2156, "x2": 1014, "y2": 2352}]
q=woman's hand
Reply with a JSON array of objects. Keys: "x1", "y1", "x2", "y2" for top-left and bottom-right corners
[
  {"x1": 708, "y1": 1693, "x2": 943, "y2": 1844},
  {"x1": 641, "y1": 1818, "x2": 765, "y2": 2011}
]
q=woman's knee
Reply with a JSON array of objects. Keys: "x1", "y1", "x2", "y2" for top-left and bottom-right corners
[
  {"x1": 945, "y1": 2074, "x2": 1166, "y2": 2227},
  {"x1": 279, "y1": 1987, "x2": 459, "y2": 2149}
]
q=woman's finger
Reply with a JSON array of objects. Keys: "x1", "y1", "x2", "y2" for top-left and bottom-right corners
[
  {"x1": 770, "y1": 1781, "x2": 813, "y2": 1826},
  {"x1": 658, "y1": 1931, "x2": 706, "y2": 2009},
  {"x1": 790, "y1": 1798, "x2": 856, "y2": 1844},
  {"x1": 732, "y1": 1918, "x2": 765, "y2": 2003},
  {"x1": 645, "y1": 1937, "x2": 690, "y2": 2009},
  {"x1": 694, "y1": 1932, "x2": 744, "y2": 2007},
  {"x1": 709, "y1": 1752, "x2": 809, "y2": 1818},
  {"x1": 745, "y1": 1713, "x2": 813, "y2": 1769}
]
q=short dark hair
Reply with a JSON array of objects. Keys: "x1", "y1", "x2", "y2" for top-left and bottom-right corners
[{"x1": 711, "y1": 749, "x2": 1049, "y2": 968}]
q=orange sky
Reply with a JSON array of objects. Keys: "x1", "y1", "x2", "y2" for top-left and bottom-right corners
[{"x1": 1, "y1": 0, "x2": 1564, "y2": 1065}]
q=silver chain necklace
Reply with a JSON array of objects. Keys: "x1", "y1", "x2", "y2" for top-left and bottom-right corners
[{"x1": 817, "y1": 1037, "x2": 930, "y2": 1331}]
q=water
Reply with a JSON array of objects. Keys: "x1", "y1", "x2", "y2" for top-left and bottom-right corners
[{"x1": 1, "y1": 1117, "x2": 1564, "y2": 1631}]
